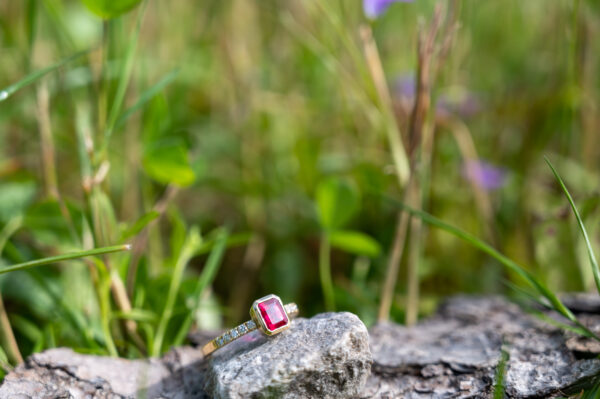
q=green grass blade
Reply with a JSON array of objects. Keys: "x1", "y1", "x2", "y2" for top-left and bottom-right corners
[
  {"x1": 28, "y1": 271, "x2": 98, "y2": 348},
  {"x1": 0, "y1": 49, "x2": 89, "y2": 102},
  {"x1": 103, "y1": 3, "x2": 146, "y2": 147},
  {"x1": 189, "y1": 228, "x2": 228, "y2": 306},
  {"x1": 505, "y1": 281, "x2": 600, "y2": 340},
  {"x1": 173, "y1": 228, "x2": 229, "y2": 346},
  {"x1": 0, "y1": 216, "x2": 23, "y2": 255},
  {"x1": 531, "y1": 308, "x2": 598, "y2": 340},
  {"x1": 582, "y1": 379, "x2": 600, "y2": 399},
  {"x1": 545, "y1": 157, "x2": 600, "y2": 296},
  {"x1": 0, "y1": 244, "x2": 130, "y2": 275},
  {"x1": 492, "y1": 345, "x2": 509, "y2": 399},
  {"x1": 385, "y1": 197, "x2": 577, "y2": 322},
  {"x1": 114, "y1": 68, "x2": 179, "y2": 130},
  {"x1": 152, "y1": 227, "x2": 203, "y2": 356}
]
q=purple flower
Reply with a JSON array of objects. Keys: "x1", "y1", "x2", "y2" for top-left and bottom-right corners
[
  {"x1": 363, "y1": 0, "x2": 413, "y2": 19},
  {"x1": 461, "y1": 160, "x2": 507, "y2": 190},
  {"x1": 393, "y1": 75, "x2": 416, "y2": 100},
  {"x1": 436, "y1": 88, "x2": 483, "y2": 119}
]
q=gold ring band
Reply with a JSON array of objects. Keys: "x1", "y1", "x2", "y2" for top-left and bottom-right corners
[{"x1": 202, "y1": 295, "x2": 298, "y2": 356}]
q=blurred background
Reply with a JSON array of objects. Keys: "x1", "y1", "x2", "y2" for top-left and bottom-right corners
[{"x1": 0, "y1": 0, "x2": 599, "y2": 364}]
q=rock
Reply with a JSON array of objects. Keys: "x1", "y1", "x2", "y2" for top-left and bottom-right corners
[
  {"x1": 3, "y1": 295, "x2": 600, "y2": 398},
  {"x1": 363, "y1": 295, "x2": 600, "y2": 398},
  {"x1": 0, "y1": 312, "x2": 371, "y2": 399},
  {"x1": 203, "y1": 312, "x2": 372, "y2": 399},
  {"x1": 0, "y1": 346, "x2": 209, "y2": 398}
]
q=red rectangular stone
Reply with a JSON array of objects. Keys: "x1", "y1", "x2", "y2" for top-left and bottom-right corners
[{"x1": 257, "y1": 297, "x2": 289, "y2": 331}]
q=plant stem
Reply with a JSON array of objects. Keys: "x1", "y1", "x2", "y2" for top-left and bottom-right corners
[
  {"x1": 319, "y1": 233, "x2": 335, "y2": 311},
  {"x1": 405, "y1": 195, "x2": 422, "y2": 326},
  {"x1": 36, "y1": 82, "x2": 80, "y2": 244},
  {"x1": 359, "y1": 24, "x2": 410, "y2": 187},
  {"x1": 35, "y1": 83, "x2": 58, "y2": 199},
  {"x1": 377, "y1": 208, "x2": 410, "y2": 321},
  {"x1": 127, "y1": 184, "x2": 179, "y2": 297},
  {"x1": 153, "y1": 228, "x2": 202, "y2": 356},
  {"x1": 0, "y1": 296, "x2": 22, "y2": 364},
  {"x1": 173, "y1": 229, "x2": 229, "y2": 346},
  {"x1": 95, "y1": 262, "x2": 118, "y2": 356},
  {"x1": 0, "y1": 219, "x2": 24, "y2": 364}
]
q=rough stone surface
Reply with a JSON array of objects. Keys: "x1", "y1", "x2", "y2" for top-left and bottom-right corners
[
  {"x1": 363, "y1": 295, "x2": 600, "y2": 398},
  {"x1": 0, "y1": 346, "x2": 208, "y2": 398},
  {"x1": 203, "y1": 312, "x2": 372, "y2": 399},
  {"x1": 2, "y1": 295, "x2": 600, "y2": 398},
  {"x1": 0, "y1": 312, "x2": 371, "y2": 399}
]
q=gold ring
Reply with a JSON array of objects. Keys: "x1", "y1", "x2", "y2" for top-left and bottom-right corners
[{"x1": 202, "y1": 294, "x2": 299, "y2": 356}]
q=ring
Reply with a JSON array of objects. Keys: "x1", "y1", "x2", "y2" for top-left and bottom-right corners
[{"x1": 202, "y1": 294, "x2": 299, "y2": 356}]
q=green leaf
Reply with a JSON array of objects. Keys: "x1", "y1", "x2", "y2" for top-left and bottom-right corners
[
  {"x1": 103, "y1": 3, "x2": 146, "y2": 149},
  {"x1": 152, "y1": 226, "x2": 203, "y2": 356},
  {"x1": 25, "y1": 0, "x2": 38, "y2": 52},
  {"x1": 316, "y1": 177, "x2": 360, "y2": 230},
  {"x1": 80, "y1": 0, "x2": 143, "y2": 19},
  {"x1": 90, "y1": 188, "x2": 119, "y2": 244},
  {"x1": 120, "y1": 210, "x2": 159, "y2": 240},
  {"x1": 9, "y1": 314, "x2": 43, "y2": 343},
  {"x1": 330, "y1": 230, "x2": 381, "y2": 257},
  {"x1": 142, "y1": 139, "x2": 196, "y2": 187},
  {"x1": 0, "y1": 244, "x2": 130, "y2": 275},
  {"x1": 115, "y1": 68, "x2": 180, "y2": 130},
  {"x1": 0, "y1": 182, "x2": 36, "y2": 222},
  {"x1": 545, "y1": 157, "x2": 600, "y2": 297},
  {"x1": 24, "y1": 200, "x2": 72, "y2": 246},
  {"x1": 0, "y1": 50, "x2": 88, "y2": 102},
  {"x1": 196, "y1": 231, "x2": 251, "y2": 255},
  {"x1": 173, "y1": 228, "x2": 229, "y2": 346}
]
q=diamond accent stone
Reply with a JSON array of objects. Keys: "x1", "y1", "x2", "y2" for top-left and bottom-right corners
[
  {"x1": 285, "y1": 303, "x2": 298, "y2": 314},
  {"x1": 257, "y1": 297, "x2": 289, "y2": 332}
]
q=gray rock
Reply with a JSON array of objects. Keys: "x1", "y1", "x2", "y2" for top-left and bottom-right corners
[
  {"x1": 0, "y1": 346, "x2": 208, "y2": 398},
  {"x1": 0, "y1": 312, "x2": 371, "y2": 398},
  {"x1": 203, "y1": 312, "x2": 373, "y2": 399},
  {"x1": 363, "y1": 295, "x2": 600, "y2": 398},
  {"x1": 3, "y1": 295, "x2": 600, "y2": 398}
]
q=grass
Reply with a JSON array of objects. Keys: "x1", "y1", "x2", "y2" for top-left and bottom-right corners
[{"x1": 0, "y1": 4, "x2": 600, "y2": 396}]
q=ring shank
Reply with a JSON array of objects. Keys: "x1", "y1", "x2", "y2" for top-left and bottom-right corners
[{"x1": 202, "y1": 302, "x2": 298, "y2": 356}]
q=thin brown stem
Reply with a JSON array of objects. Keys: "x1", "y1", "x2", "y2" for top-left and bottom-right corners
[
  {"x1": 36, "y1": 82, "x2": 80, "y2": 244},
  {"x1": 359, "y1": 24, "x2": 410, "y2": 187},
  {"x1": 408, "y1": 5, "x2": 443, "y2": 158},
  {"x1": 377, "y1": 190, "x2": 411, "y2": 321},
  {"x1": 405, "y1": 187, "x2": 422, "y2": 326},
  {"x1": 402, "y1": 2, "x2": 457, "y2": 324},
  {"x1": 36, "y1": 83, "x2": 58, "y2": 199},
  {"x1": 0, "y1": 295, "x2": 22, "y2": 364}
]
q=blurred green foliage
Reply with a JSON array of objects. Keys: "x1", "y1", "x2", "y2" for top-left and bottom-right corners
[{"x1": 0, "y1": 0, "x2": 599, "y2": 371}]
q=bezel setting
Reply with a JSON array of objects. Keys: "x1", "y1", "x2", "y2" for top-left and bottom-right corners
[{"x1": 250, "y1": 294, "x2": 290, "y2": 336}]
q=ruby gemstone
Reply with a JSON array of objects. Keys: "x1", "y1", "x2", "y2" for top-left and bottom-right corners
[{"x1": 257, "y1": 297, "x2": 289, "y2": 331}]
